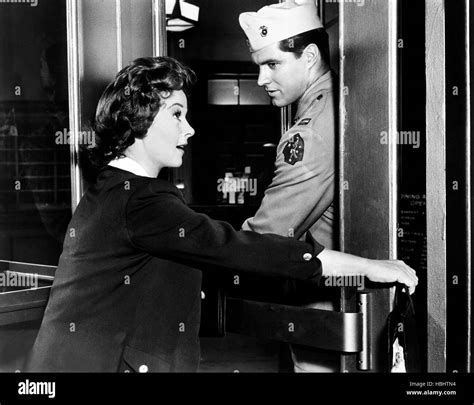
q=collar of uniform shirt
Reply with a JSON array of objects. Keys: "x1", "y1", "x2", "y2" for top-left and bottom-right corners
[
  {"x1": 108, "y1": 156, "x2": 154, "y2": 178},
  {"x1": 294, "y1": 69, "x2": 333, "y2": 123}
]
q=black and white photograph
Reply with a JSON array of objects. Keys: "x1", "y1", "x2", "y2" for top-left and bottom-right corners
[{"x1": 0, "y1": 0, "x2": 471, "y2": 402}]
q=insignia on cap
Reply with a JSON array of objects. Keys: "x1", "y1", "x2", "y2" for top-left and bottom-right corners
[
  {"x1": 297, "y1": 118, "x2": 311, "y2": 126},
  {"x1": 259, "y1": 25, "x2": 268, "y2": 37},
  {"x1": 283, "y1": 134, "x2": 304, "y2": 165}
]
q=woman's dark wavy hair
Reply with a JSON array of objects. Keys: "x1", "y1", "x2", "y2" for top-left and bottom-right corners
[{"x1": 88, "y1": 56, "x2": 196, "y2": 168}]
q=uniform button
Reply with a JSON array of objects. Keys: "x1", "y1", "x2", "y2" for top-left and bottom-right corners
[
  {"x1": 139, "y1": 365, "x2": 148, "y2": 373},
  {"x1": 303, "y1": 253, "x2": 313, "y2": 261},
  {"x1": 201, "y1": 291, "x2": 205, "y2": 299}
]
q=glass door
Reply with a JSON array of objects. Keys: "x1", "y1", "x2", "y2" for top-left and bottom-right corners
[{"x1": 0, "y1": 0, "x2": 72, "y2": 266}]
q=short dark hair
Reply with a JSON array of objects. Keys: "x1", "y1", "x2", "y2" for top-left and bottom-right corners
[
  {"x1": 89, "y1": 56, "x2": 196, "y2": 168},
  {"x1": 278, "y1": 28, "x2": 330, "y2": 66}
]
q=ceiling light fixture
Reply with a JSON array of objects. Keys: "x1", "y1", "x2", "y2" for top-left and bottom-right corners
[{"x1": 166, "y1": 0, "x2": 200, "y2": 32}]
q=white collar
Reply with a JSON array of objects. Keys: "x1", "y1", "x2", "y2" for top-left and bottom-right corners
[{"x1": 108, "y1": 156, "x2": 154, "y2": 178}]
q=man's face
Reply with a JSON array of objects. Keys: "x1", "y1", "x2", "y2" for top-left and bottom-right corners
[{"x1": 252, "y1": 42, "x2": 309, "y2": 107}]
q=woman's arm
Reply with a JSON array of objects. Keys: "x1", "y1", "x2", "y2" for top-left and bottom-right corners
[
  {"x1": 126, "y1": 180, "x2": 418, "y2": 293},
  {"x1": 317, "y1": 249, "x2": 418, "y2": 294},
  {"x1": 126, "y1": 182, "x2": 324, "y2": 284}
]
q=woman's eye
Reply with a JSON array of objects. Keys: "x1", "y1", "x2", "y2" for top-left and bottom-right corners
[
  {"x1": 268, "y1": 63, "x2": 277, "y2": 69},
  {"x1": 174, "y1": 110, "x2": 182, "y2": 120}
]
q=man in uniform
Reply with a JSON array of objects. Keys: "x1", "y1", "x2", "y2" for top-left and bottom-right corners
[{"x1": 239, "y1": 0, "x2": 338, "y2": 372}]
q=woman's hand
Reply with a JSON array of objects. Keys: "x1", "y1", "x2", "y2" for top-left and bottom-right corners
[
  {"x1": 365, "y1": 259, "x2": 418, "y2": 295},
  {"x1": 318, "y1": 249, "x2": 419, "y2": 294}
]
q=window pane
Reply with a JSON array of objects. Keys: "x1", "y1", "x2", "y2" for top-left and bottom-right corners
[{"x1": 0, "y1": 0, "x2": 71, "y2": 265}]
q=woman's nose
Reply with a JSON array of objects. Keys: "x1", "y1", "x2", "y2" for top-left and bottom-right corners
[{"x1": 184, "y1": 120, "x2": 195, "y2": 138}]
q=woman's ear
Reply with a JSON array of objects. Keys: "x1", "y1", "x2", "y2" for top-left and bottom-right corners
[{"x1": 303, "y1": 43, "x2": 321, "y2": 69}]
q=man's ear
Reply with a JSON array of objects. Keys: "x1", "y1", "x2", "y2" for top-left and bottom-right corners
[{"x1": 303, "y1": 43, "x2": 321, "y2": 69}]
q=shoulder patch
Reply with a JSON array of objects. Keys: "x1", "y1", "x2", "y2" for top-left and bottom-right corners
[
  {"x1": 283, "y1": 134, "x2": 304, "y2": 165},
  {"x1": 297, "y1": 118, "x2": 312, "y2": 126}
]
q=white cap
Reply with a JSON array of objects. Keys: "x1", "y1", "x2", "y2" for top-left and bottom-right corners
[{"x1": 239, "y1": 0, "x2": 323, "y2": 53}]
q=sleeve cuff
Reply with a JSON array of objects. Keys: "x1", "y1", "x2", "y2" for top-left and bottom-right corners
[{"x1": 299, "y1": 232, "x2": 325, "y2": 285}]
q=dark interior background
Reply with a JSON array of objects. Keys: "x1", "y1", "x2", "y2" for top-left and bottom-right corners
[{"x1": 0, "y1": 0, "x2": 70, "y2": 266}]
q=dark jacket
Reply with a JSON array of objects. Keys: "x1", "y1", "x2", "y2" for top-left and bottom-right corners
[{"x1": 25, "y1": 167, "x2": 323, "y2": 372}]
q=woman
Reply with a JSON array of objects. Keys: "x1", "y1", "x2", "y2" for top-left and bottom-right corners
[{"x1": 26, "y1": 57, "x2": 417, "y2": 372}]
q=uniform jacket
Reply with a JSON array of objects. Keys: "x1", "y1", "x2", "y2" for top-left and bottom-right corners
[
  {"x1": 241, "y1": 71, "x2": 338, "y2": 371},
  {"x1": 242, "y1": 70, "x2": 337, "y2": 250},
  {"x1": 25, "y1": 166, "x2": 324, "y2": 372}
]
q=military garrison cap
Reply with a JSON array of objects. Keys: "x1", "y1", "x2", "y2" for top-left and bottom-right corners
[{"x1": 239, "y1": 0, "x2": 323, "y2": 52}]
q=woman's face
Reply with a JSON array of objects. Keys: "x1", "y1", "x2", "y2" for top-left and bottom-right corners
[{"x1": 142, "y1": 90, "x2": 195, "y2": 170}]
